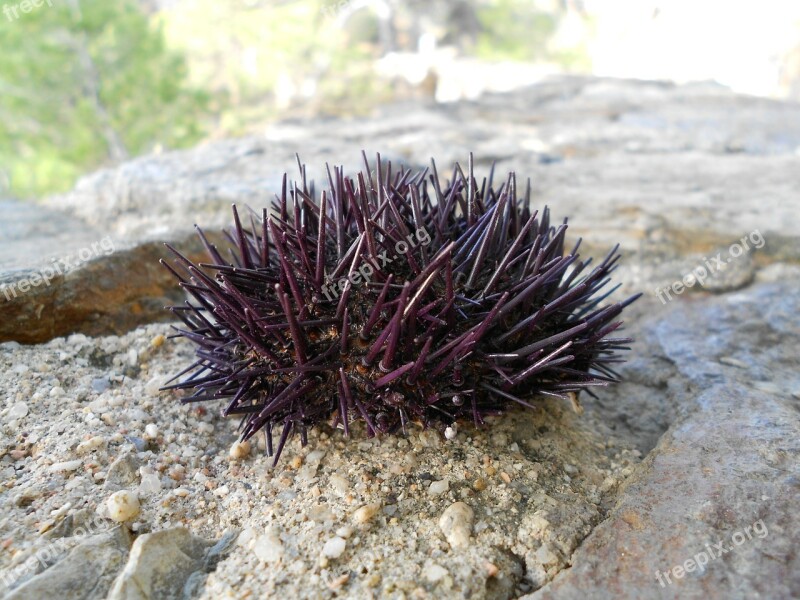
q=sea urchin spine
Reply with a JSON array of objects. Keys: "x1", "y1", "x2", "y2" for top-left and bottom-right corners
[{"x1": 162, "y1": 153, "x2": 640, "y2": 464}]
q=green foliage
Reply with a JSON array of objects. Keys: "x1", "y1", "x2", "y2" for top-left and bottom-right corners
[
  {"x1": 0, "y1": 0, "x2": 585, "y2": 200},
  {"x1": 0, "y1": 0, "x2": 210, "y2": 199},
  {"x1": 475, "y1": 0, "x2": 558, "y2": 61}
]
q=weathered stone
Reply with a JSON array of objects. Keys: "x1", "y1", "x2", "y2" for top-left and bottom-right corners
[
  {"x1": 0, "y1": 224, "x2": 223, "y2": 344},
  {"x1": 107, "y1": 528, "x2": 214, "y2": 600},
  {"x1": 526, "y1": 279, "x2": 800, "y2": 599},
  {"x1": 4, "y1": 527, "x2": 132, "y2": 600},
  {"x1": 103, "y1": 449, "x2": 141, "y2": 492}
]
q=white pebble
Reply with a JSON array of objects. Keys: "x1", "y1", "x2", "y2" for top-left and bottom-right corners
[
  {"x1": 48, "y1": 460, "x2": 83, "y2": 472},
  {"x1": 439, "y1": 502, "x2": 474, "y2": 549},
  {"x1": 253, "y1": 528, "x2": 284, "y2": 563},
  {"x1": 75, "y1": 436, "x2": 105, "y2": 455},
  {"x1": 335, "y1": 526, "x2": 353, "y2": 538},
  {"x1": 444, "y1": 426, "x2": 457, "y2": 440},
  {"x1": 106, "y1": 490, "x2": 140, "y2": 522},
  {"x1": 306, "y1": 450, "x2": 326, "y2": 465},
  {"x1": 322, "y1": 536, "x2": 346, "y2": 559},
  {"x1": 144, "y1": 424, "x2": 159, "y2": 440},
  {"x1": 7, "y1": 402, "x2": 28, "y2": 420},
  {"x1": 352, "y1": 503, "x2": 381, "y2": 524},
  {"x1": 138, "y1": 472, "x2": 162, "y2": 496},
  {"x1": 329, "y1": 473, "x2": 350, "y2": 494},
  {"x1": 428, "y1": 480, "x2": 450, "y2": 496},
  {"x1": 423, "y1": 563, "x2": 449, "y2": 583},
  {"x1": 229, "y1": 440, "x2": 251, "y2": 460}
]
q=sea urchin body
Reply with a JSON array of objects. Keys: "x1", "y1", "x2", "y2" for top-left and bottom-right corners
[{"x1": 162, "y1": 154, "x2": 640, "y2": 463}]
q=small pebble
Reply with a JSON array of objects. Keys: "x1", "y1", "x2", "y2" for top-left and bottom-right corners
[
  {"x1": 322, "y1": 536, "x2": 346, "y2": 559},
  {"x1": 7, "y1": 402, "x2": 29, "y2": 420},
  {"x1": 253, "y1": 528, "x2": 284, "y2": 563},
  {"x1": 106, "y1": 490, "x2": 140, "y2": 522},
  {"x1": 48, "y1": 460, "x2": 82, "y2": 473},
  {"x1": 144, "y1": 424, "x2": 159, "y2": 440},
  {"x1": 91, "y1": 377, "x2": 110, "y2": 393},
  {"x1": 139, "y1": 472, "x2": 162, "y2": 496},
  {"x1": 38, "y1": 519, "x2": 56, "y2": 534},
  {"x1": 335, "y1": 525, "x2": 353, "y2": 538},
  {"x1": 76, "y1": 436, "x2": 105, "y2": 455},
  {"x1": 439, "y1": 502, "x2": 474, "y2": 549},
  {"x1": 423, "y1": 563, "x2": 448, "y2": 583},
  {"x1": 352, "y1": 503, "x2": 381, "y2": 524},
  {"x1": 444, "y1": 426, "x2": 457, "y2": 440},
  {"x1": 229, "y1": 440, "x2": 251, "y2": 460},
  {"x1": 428, "y1": 480, "x2": 450, "y2": 496},
  {"x1": 329, "y1": 473, "x2": 350, "y2": 494},
  {"x1": 719, "y1": 356, "x2": 748, "y2": 369}
]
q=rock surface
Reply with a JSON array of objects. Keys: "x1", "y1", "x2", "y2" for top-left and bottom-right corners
[
  {"x1": 1, "y1": 76, "x2": 799, "y2": 599},
  {"x1": 108, "y1": 528, "x2": 216, "y2": 600},
  {"x1": 525, "y1": 277, "x2": 800, "y2": 599},
  {"x1": 4, "y1": 76, "x2": 800, "y2": 344}
]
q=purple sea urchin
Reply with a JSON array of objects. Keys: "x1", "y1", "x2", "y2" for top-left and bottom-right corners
[{"x1": 162, "y1": 153, "x2": 640, "y2": 464}]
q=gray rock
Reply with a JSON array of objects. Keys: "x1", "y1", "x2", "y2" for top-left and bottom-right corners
[
  {"x1": 0, "y1": 221, "x2": 223, "y2": 344},
  {"x1": 4, "y1": 526, "x2": 132, "y2": 600},
  {"x1": 104, "y1": 449, "x2": 142, "y2": 491},
  {"x1": 107, "y1": 528, "x2": 221, "y2": 600},
  {"x1": 526, "y1": 279, "x2": 800, "y2": 599}
]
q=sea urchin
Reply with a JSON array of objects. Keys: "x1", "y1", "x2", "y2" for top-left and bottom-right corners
[{"x1": 162, "y1": 154, "x2": 640, "y2": 464}]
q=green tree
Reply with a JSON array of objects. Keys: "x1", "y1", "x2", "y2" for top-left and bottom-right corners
[{"x1": 0, "y1": 0, "x2": 210, "y2": 199}]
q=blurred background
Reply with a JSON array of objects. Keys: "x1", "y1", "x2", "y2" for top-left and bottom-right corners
[{"x1": 2, "y1": 0, "x2": 800, "y2": 200}]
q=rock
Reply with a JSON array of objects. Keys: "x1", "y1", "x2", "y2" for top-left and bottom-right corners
[
  {"x1": 106, "y1": 490, "x2": 140, "y2": 522},
  {"x1": 252, "y1": 527, "x2": 284, "y2": 564},
  {"x1": 352, "y1": 503, "x2": 381, "y2": 525},
  {"x1": 428, "y1": 479, "x2": 450, "y2": 496},
  {"x1": 104, "y1": 450, "x2": 141, "y2": 491},
  {"x1": 91, "y1": 377, "x2": 111, "y2": 393},
  {"x1": 423, "y1": 563, "x2": 449, "y2": 583},
  {"x1": 439, "y1": 502, "x2": 474, "y2": 549},
  {"x1": 107, "y1": 528, "x2": 214, "y2": 600},
  {"x1": 48, "y1": 460, "x2": 83, "y2": 473},
  {"x1": 0, "y1": 199, "x2": 225, "y2": 344},
  {"x1": 228, "y1": 440, "x2": 250, "y2": 460},
  {"x1": 526, "y1": 279, "x2": 800, "y2": 599},
  {"x1": 138, "y1": 470, "x2": 162, "y2": 497},
  {"x1": 6, "y1": 401, "x2": 29, "y2": 420},
  {"x1": 143, "y1": 424, "x2": 158, "y2": 440},
  {"x1": 322, "y1": 536, "x2": 347, "y2": 559},
  {"x1": 329, "y1": 473, "x2": 350, "y2": 494},
  {"x1": 4, "y1": 527, "x2": 132, "y2": 600}
]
